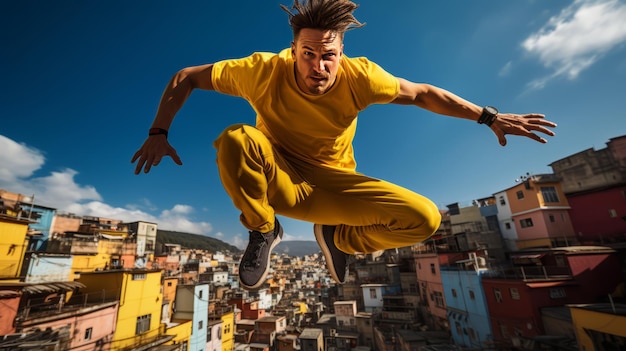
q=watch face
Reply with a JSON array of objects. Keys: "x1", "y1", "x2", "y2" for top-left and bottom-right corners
[{"x1": 485, "y1": 106, "x2": 498, "y2": 115}]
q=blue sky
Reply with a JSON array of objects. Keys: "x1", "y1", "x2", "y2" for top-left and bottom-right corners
[{"x1": 2, "y1": 0, "x2": 625, "y2": 249}]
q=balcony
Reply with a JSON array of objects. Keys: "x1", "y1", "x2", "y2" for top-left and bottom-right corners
[{"x1": 483, "y1": 265, "x2": 572, "y2": 281}]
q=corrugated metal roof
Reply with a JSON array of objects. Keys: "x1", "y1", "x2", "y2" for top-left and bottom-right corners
[
  {"x1": 21, "y1": 281, "x2": 86, "y2": 294},
  {"x1": 0, "y1": 290, "x2": 20, "y2": 298}
]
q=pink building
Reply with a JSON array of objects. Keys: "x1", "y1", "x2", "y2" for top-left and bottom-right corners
[
  {"x1": 0, "y1": 287, "x2": 20, "y2": 335},
  {"x1": 18, "y1": 301, "x2": 119, "y2": 350},
  {"x1": 504, "y1": 174, "x2": 576, "y2": 249},
  {"x1": 414, "y1": 252, "x2": 448, "y2": 331}
]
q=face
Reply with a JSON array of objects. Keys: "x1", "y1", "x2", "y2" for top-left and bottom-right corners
[{"x1": 291, "y1": 28, "x2": 343, "y2": 95}]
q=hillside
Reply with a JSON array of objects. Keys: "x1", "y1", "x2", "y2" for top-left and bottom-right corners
[
  {"x1": 275, "y1": 240, "x2": 320, "y2": 257},
  {"x1": 156, "y1": 229, "x2": 240, "y2": 254}
]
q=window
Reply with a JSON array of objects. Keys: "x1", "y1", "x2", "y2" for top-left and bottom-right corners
[
  {"x1": 84, "y1": 327, "x2": 93, "y2": 341},
  {"x1": 499, "y1": 323, "x2": 510, "y2": 339},
  {"x1": 541, "y1": 186, "x2": 559, "y2": 203},
  {"x1": 198, "y1": 320, "x2": 203, "y2": 330},
  {"x1": 520, "y1": 218, "x2": 534, "y2": 228},
  {"x1": 167, "y1": 282, "x2": 172, "y2": 287},
  {"x1": 132, "y1": 273, "x2": 146, "y2": 280},
  {"x1": 469, "y1": 290, "x2": 475, "y2": 300},
  {"x1": 207, "y1": 328, "x2": 212, "y2": 342},
  {"x1": 199, "y1": 289, "x2": 203, "y2": 299},
  {"x1": 369, "y1": 289, "x2": 377, "y2": 299},
  {"x1": 494, "y1": 288, "x2": 503, "y2": 303},
  {"x1": 509, "y1": 288, "x2": 520, "y2": 300},
  {"x1": 451, "y1": 289, "x2": 457, "y2": 298},
  {"x1": 549, "y1": 288, "x2": 566, "y2": 299},
  {"x1": 549, "y1": 214, "x2": 555, "y2": 222},
  {"x1": 505, "y1": 222, "x2": 511, "y2": 230},
  {"x1": 468, "y1": 328, "x2": 476, "y2": 341},
  {"x1": 516, "y1": 191, "x2": 525, "y2": 200},
  {"x1": 609, "y1": 209, "x2": 617, "y2": 218},
  {"x1": 433, "y1": 291, "x2": 445, "y2": 308},
  {"x1": 499, "y1": 196, "x2": 506, "y2": 205},
  {"x1": 136, "y1": 314, "x2": 151, "y2": 335},
  {"x1": 181, "y1": 341, "x2": 188, "y2": 351},
  {"x1": 430, "y1": 263, "x2": 436, "y2": 274}
]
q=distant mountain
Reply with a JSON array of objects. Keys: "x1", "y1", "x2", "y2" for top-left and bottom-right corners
[
  {"x1": 275, "y1": 240, "x2": 320, "y2": 257},
  {"x1": 156, "y1": 229, "x2": 240, "y2": 254}
]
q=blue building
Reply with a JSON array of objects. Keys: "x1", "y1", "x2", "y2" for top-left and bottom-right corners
[
  {"x1": 441, "y1": 263, "x2": 493, "y2": 349},
  {"x1": 173, "y1": 283, "x2": 209, "y2": 351},
  {"x1": 23, "y1": 203, "x2": 56, "y2": 252}
]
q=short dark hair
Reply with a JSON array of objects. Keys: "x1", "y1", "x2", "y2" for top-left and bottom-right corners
[{"x1": 280, "y1": 0, "x2": 364, "y2": 40}]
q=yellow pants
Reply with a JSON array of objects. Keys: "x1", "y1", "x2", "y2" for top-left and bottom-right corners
[{"x1": 214, "y1": 124, "x2": 441, "y2": 254}]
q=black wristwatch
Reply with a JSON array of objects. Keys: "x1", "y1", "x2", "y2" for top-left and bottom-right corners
[{"x1": 477, "y1": 106, "x2": 498, "y2": 126}]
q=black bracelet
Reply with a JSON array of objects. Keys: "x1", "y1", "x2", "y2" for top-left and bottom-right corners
[{"x1": 149, "y1": 128, "x2": 168, "y2": 138}]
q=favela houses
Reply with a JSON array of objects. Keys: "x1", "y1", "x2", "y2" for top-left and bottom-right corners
[{"x1": 1, "y1": 136, "x2": 625, "y2": 350}]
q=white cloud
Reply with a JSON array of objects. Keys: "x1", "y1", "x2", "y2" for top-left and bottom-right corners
[
  {"x1": 522, "y1": 0, "x2": 626, "y2": 88},
  {"x1": 0, "y1": 134, "x2": 222, "y2": 243},
  {"x1": 0, "y1": 135, "x2": 45, "y2": 182},
  {"x1": 231, "y1": 233, "x2": 246, "y2": 249},
  {"x1": 499, "y1": 61, "x2": 513, "y2": 77}
]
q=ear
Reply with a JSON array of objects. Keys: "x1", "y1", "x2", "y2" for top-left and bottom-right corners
[{"x1": 291, "y1": 41, "x2": 296, "y2": 56}]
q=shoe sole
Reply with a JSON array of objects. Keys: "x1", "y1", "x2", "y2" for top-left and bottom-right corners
[
  {"x1": 239, "y1": 224, "x2": 283, "y2": 290},
  {"x1": 313, "y1": 224, "x2": 344, "y2": 284}
]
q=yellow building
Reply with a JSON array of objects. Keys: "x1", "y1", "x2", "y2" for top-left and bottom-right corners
[
  {"x1": 164, "y1": 320, "x2": 192, "y2": 350},
  {"x1": 570, "y1": 303, "x2": 626, "y2": 350},
  {"x1": 220, "y1": 308, "x2": 235, "y2": 351},
  {"x1": 78, "y1": 269, "x2": 174, "y2": 350},
  {"x1": 72, "y1": 253, "x2": 111, "y2": 278},
  {"x1": 0, "y1": 215, "x2": 30, "y2": 278}
]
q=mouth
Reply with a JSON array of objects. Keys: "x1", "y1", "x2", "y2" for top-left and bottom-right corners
[{"x1": 309, "y1": 76, "x2": 328, "y2": 84}]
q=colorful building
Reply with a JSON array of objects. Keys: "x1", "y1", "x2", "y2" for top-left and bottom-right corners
[
  {"x1": 501, "y1": 174, "x2": 576, "y2": 249},
  {"x1": 441, "y1": 266, "x2": 493, "y2": 348},
  {"x1": 172, "y1": 284, "x2": 209, "y2": 351},
  {"x1": 481, "y1": 246, "x2": 623, "y2": 347},
  {"x1": 77, "y1": 269, "x2": 173, "y2": 350},
  {"x1": 570, "y1": 303, "x2": 626, "y2": 350},
  {"x1": 0, "y1": 214, "x2": 30, "y2": 279},
  {"x1": 549, "y1": 135, "x2": 626, "y2": 244}
]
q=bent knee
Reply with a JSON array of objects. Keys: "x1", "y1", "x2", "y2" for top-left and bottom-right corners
[
  {"x1": 416, "y1": 200, "x2": 442, "y2": 238},
  {"x1": 213, "y1": 124, "x2": 264, "y2": 150}
]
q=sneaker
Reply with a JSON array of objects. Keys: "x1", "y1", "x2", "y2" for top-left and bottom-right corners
[
  {"x1": 314, "y1": 224, "x2": 349, "y2": 284},
  {"x1": 239, "y1": 219, "x2": 283, "y2": 289}
]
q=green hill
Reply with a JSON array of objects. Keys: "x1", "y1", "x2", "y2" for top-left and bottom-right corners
[{"x1": 156, "y1": 229, "x2": 240, "y2": 254}]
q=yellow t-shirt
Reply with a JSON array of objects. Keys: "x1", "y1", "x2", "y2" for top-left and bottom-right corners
[{"x1": 211, "y1": 48, "x2": 400, "y2": 171}]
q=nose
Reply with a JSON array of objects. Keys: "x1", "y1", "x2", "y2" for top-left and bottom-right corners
[{"x1": 312, "y1": 57, "x2": 325, "y2": 73}]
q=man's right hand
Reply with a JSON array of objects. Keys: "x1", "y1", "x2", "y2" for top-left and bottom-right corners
[{"x1": 131, "y1": 135, "x2": 183, "y2": 174}]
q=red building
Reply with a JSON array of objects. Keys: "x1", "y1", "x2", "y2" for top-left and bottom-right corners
[
  {"x1": 565, "y1": 185, "x2": 626, "y2": 244},
  {"x1": 550, "y1": 135, "x2": 626, "y2": 244},
  {"x1": 482, "y1": 246, "x2": 622, "y2": 346}
]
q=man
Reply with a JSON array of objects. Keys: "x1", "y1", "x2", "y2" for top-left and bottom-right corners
[{"x1": 132, "y1": 0, "x2": 556, "y2": 290}]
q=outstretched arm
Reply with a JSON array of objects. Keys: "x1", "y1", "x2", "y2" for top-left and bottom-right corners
[
  {"x1": 132, "y1": 64, "x2": 215, "y2": 174},
  {"x1": 391, "y1": 78, "x2": 556, "y2": 146}
]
